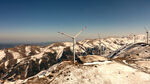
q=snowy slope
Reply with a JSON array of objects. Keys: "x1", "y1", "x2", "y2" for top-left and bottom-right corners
[{"x1": 0, "y1": 34, "x2": 147, "y2": 82}]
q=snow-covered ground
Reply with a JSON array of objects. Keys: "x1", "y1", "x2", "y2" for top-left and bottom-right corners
[
  {"x1": 12, "y1": 61, "x2": 150, "y2": 84},
  {"x1": 0, "y1": 34, "x2": 149, "y2": 83}
]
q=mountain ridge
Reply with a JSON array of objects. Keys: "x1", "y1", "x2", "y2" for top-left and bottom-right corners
[{"x1": 0, "y1": 34, "x2": 148, "y2": 83}]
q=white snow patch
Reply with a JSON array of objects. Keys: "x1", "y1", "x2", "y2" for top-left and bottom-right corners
[
  {"x1": 83, "y1": 61, "x2": 111, "y2": 65},
  {"x1": 64, "y1": 42, "x2": 73, "y2": 47},
  {"x1": 0, "y1": 50, "x2": 6, "y2": 61},
  {"x1": 25, "y1": 46, "x2": 31, "y2": 56},
  {"x1": 4, "y1": 61, "x2": 9, "y2": 69},
  {"x1": 8, "y1": 50, "x2": 21, "y2": 59}
]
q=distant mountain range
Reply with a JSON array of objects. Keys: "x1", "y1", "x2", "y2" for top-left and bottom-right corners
[
  {"x1": 0, "y1": 34, "x2": 148, "y2": 83},
  {"x1": 0, "y1": 42, "x2": 55, "y2": 50}
]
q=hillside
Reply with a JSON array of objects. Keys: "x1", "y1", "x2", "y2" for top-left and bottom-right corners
[
  {"x1": 24, "y1": 61, "x2": 150, "y2": 84},
  {"x1": 0, "y1": 34, "x2": 149, "y2": 84}
]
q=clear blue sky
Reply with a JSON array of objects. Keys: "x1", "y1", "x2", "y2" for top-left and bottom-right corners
[{"x1": 0, "y1": 0, "x2": 150, "y2": 43}]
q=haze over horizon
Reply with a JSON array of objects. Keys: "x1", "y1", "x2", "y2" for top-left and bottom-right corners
[{"x1": 0, "y1": 0, "x2": 150, "y2": 43}]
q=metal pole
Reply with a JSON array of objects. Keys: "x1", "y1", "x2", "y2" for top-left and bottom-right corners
[
  {"x1": 98, "y1": 42, "x2": 101, "y2": 55},
  {"x1": 147, "y1": 32, "x2": 149, "y2": 44},
  {"x1": 133, "y1": 35, "x2": 135, "y2": 44},
  {"x1": 98, "y1": 33, "x2": 101, "y2": 55},
  {"x1": 99, "y1": 45, "x2": 101, "y2": 55},
  {"x1": 73, "y1": 38, "x2": 76, "y2": 63}
]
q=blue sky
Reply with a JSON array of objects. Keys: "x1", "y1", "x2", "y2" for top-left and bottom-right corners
[{"x1": 0, "y1": 0, "x2": 150, "y2": 43}]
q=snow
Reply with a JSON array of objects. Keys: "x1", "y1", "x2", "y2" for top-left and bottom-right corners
[
  {"x1": 83, "y1": 61, "x2": 111, "y2": 65},
  {"x1": 0, "y1": 50, "x2": 6, "y2": 61},
  {"x1": 123, "y1": 60, "x2": 128, "y2": 65},
  {"x1": 50, "y1": 61, "x2": 150, "y2": 84},
  {"x1": 4, "y1": 61, "x2": 9, "y2": 69},
  {"x1": 17, "y1": 58, "x2": 22, "y2": 63},
  {"x1": 25, "y1": 46, "x2": 31, "y2": 56},
  {"x1": 39, "y1": 59, "x2": 42, "y2": 64},
  {"x1": 0, "y1": 34, "x2": 149, "y2": 84},
  {"x1": 8, "y1": 50, "x2": 21, "y2": 59},
  {"x1": 64, "y1": 42, "x2": 73, "y2": 47},
  {"x1": 35, "y1": 50, "x2": 40, "y2": 53},
  {"x1": 31, "y1": 52, "x2": 44, "y2": 59},
  {"x1": 56, "y1": 49, "x2": 64, "y2": 59}
]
